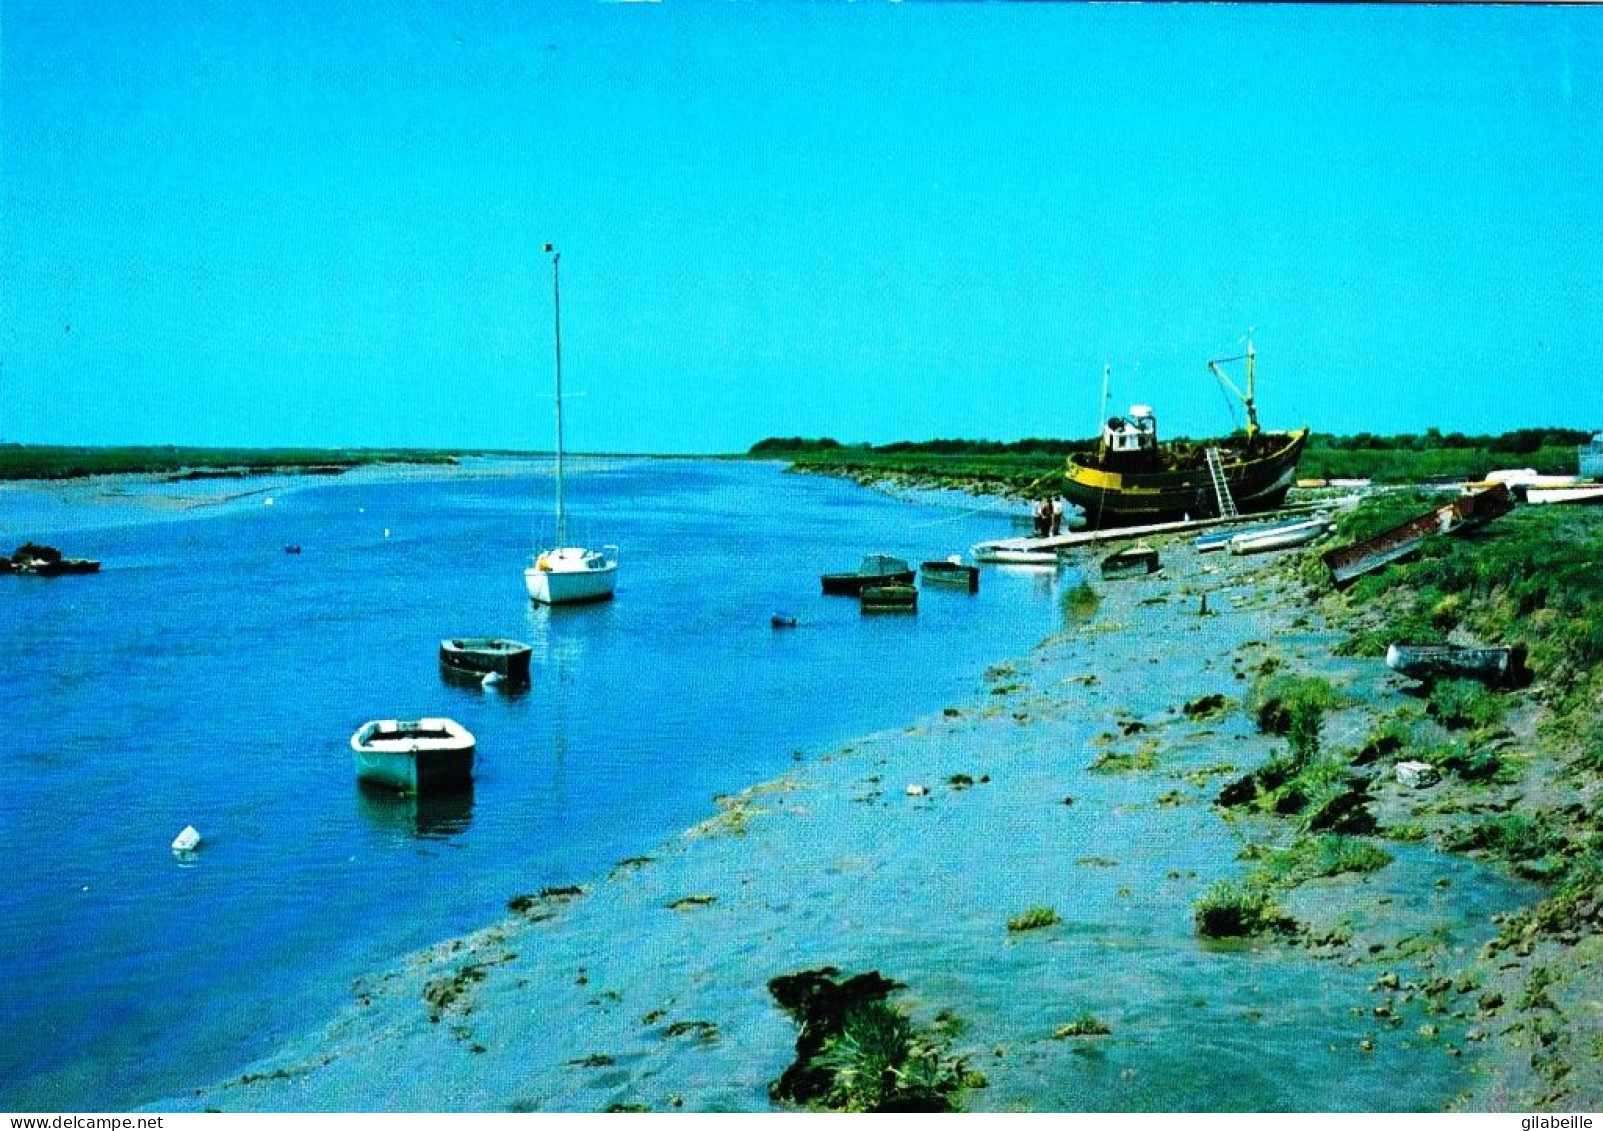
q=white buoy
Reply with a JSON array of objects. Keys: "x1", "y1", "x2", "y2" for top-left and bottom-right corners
[
  {"x1": 481, "y1": 671, "x2": 503, "y2": 687},
  {"x1": 264, "y1": 497, "x2": 274, "y2": 506},
  {"x1": 383, "y1": 528, "x2": 390, "y2": 538},
  {"x1": 171, "y1": 825, "x2": 202, "y2": 854},
  {"x1": 906, "y1": 784, "x2": 928, "y2": 797}
]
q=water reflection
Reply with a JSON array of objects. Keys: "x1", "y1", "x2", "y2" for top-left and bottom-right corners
[
  {"x1": 355, "y1": 780, "x2": 476, "y2": 840},
  {"x1": 1061, "y1": 579, "x2": 1102, "y2": 626},
  {"x1": 437, "y1": 662, "x2": 531, "y2": 697}
]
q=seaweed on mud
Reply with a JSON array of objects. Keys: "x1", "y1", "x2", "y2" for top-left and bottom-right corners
[
  {"x1": 1052, "y1": 1012, "x2": 1111, "y2": 1038},
  {"x1": 766, "y1": 967, "x2": 983, "y2": 1113},
  {"x1": 1244, "y1": 835, "x2": 1393, "y2": 887},
  {"x1": 667, "y1": 894, "x2": 718, "y2": 911},
  {"x1": 1006, "y1": 906, "x2": 1061, "y2": 932},
  {"x1": 1182, "y1": 693, "x2": 1235, "y2": 721},
  {"x1": 1193, "y1": 880, "x2": 1298, "y2": 939}
]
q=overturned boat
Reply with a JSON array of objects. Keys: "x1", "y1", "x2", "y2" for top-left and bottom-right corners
[
  {"x1": 1386, "y1": 643, "x2": 1527, "y2": 688},
  {"x1": 1062, "y1": 344, "x2": 1308, "y2": 529},
  {"x1": 351, "y1": 718, "x2": 476, "y2": 793}
]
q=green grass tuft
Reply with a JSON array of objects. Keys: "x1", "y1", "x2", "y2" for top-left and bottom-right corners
[{"x1": 1007, "y1": 906, "x2": 1061, "y2": 933}]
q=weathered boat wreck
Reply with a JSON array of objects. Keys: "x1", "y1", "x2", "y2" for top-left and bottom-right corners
[
  {"x1": 1386, "y1": 643, "x2": 1528, "y2": 688},
  {"x1": 1321, "y1": 483, "x2": 1514, "y2": 590}
]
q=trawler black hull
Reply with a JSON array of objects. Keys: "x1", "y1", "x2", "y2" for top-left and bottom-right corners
[{"x1": 1063, "y1": 429, "x2": 1309, "y2": 529}]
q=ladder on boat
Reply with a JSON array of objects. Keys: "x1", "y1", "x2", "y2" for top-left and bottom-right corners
[{"x1": 1204, "y1": 447, "x2": 1239, "y2": 518}]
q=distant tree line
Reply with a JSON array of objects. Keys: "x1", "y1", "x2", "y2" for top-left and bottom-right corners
[
  {"x1": 1307, "y1": 428, "x2": 1594, "y2": 454},
  {"x1": 749, "y1": 436, "x2": 1095, "y2": 457},
  {"x1": 752, "y1": 427, "x2": 1596, "y2": 458}
]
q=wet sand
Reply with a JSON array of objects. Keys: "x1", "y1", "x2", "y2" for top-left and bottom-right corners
[{"x1": 151, "y1": 536, "x2": 1569, "y2": 1113}]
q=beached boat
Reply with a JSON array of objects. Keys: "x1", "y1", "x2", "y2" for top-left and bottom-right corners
[
  {"x1": 1195, "y1": 520, "x2": 1285, "y2": 553},
  {"x1": 1386, "y1": 643, "x2": 1526, "y2": 687},
  {"x1": 350, "y1": 718, "x2": 476, "y2": 793},
  {"x1": 821, "y1": 554, "x2": 915, "y2": 595},
  {"x1": 524, "y1": 245, "x2": 619, "y2": 606},
  {"x1": 1062, "y1": 343, "x2": 1309, "y2": 528},
  {"x1": 1520, "y1": 483, "x2": 1603, "y2": 506},
  {"x1": 971, "y1": 544, "x2": 1059, "y2": 565},
  {"x1": 920, "y1": 557, "x2": 979, "y2": 592},
  {"x1": 1101, "y1": 544, "x2": 1160, "y2": 579},
  {"x1": 1227, "y1": 516, "x2": 1334, "y2": 555},
  {"x1": 439, "y1": 638, "x2": 533, "y2": 683},
  {"x1": 1477, "y1": 468, "x2": 1580, "y2": 490},
  {"x1": 1321, "y1": 483, "x2": 1514, "y2": 589},
  {"x1": 860, "y1": 583, "x2": 918, "y2": 612}
]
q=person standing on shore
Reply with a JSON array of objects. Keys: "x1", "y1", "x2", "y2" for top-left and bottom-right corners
[{"x1": 1050, "y1": 497, "x2": 1064, "y2": 536}]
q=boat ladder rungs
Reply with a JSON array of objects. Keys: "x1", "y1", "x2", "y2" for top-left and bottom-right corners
[{"x1": 1205, "y1": 447, "x2": 1239, "y2": 518}]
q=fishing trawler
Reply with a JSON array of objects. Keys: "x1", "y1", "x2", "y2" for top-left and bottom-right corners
[{"x1": 1062, "y1": 343, "x2": 1309, "y2": 529}]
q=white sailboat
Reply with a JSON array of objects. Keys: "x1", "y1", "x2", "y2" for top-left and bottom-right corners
[{"x1": 525, "y1": 244, "x2": 619, "y2": 605}]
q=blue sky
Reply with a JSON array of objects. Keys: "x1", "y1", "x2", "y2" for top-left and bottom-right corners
[{"x1": 3, "y1": 2, "x2": 1599, "y2": 453}]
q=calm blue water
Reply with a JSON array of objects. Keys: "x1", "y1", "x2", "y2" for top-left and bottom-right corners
[{"x1": 0, "y1": 459, "x2": 1068, "y2": 1110}]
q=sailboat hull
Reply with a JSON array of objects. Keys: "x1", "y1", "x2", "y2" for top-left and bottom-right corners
[{"x1": 525, "y1": 547, "x2": 618, "y2": 605}]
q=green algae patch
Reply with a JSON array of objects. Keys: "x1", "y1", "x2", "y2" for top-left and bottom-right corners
[
  {"x1": 1007, "y1": 906, "x2": 1060, "y2": 933},
  {"x1": 1052, "y1": 1012, "x2": 1112, "y2": 1038},
  {"x1": 1244, "y1": 835, "x2": 1393, "y2": 888},
  {"x1": 1089, "y1": 738, "x2": 1161, "y2": 774},
  {"x1": 667, "y1": 894, "x2": 718, "y2": 911},
  {"x1": 507, "y1": 885, "x2": 587, "y2": 920}
]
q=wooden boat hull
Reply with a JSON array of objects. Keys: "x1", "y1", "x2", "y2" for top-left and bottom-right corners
[
  {"x1": 822, "y1": 555, "x2": 914, "y2": 595},
  {"x1": 1100, "y1": 546, "x2": 1160, "y2": 579},
  {"x1": 1064, "y1": 430, "x2": 1309, "y2": 529},
  {"x1": 860, "y1": 583, "x2": 918, "y2": 612},
  {"x1": 1322, "y1": 484, "x2": 1513, "y2": 589},
  {"x1": 351, "y1": 718, "x2": 476, "y2": 793},
  {"x1": 919, "y1": 561, "x2": 979, "y2": 592},
  {"x1": 439, "y1": 638, "x2": 533, "y2": 682},
  {"x1": 1386, "y1": 643, "x2": 1526, "y2": 687},
  {"x1": 822, "y1": 569, "x2": 915, "y2": 595}
]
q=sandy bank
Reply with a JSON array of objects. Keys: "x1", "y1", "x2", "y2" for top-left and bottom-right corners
[{"x1": 164, "y1": 539, "x2": 1552, "y2": 1113}]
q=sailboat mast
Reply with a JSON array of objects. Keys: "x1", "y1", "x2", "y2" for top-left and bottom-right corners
[{"x1": 548, "y1": 245, "x2": 567, "y2": 547}]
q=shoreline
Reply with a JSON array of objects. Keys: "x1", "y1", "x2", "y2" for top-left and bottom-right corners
[
  {"x1": 157, "y1": 527, "x2": 1574, "y2": 1112},
  {"x1": 0, "y1": 456, "x2": 652, "y2": 533}
]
